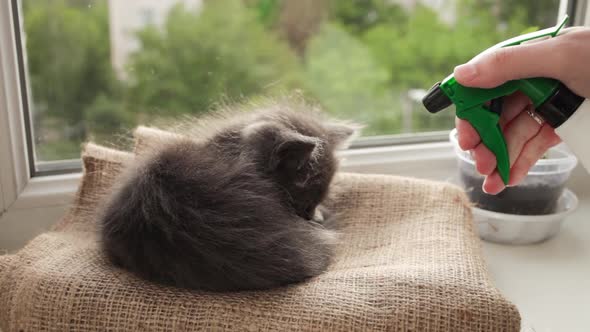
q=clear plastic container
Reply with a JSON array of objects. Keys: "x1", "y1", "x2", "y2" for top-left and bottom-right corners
[
  {"x1": 449, "y1": 128, "x2": 579, "y2": 244},
  {"x1": 473, "y1": 189, "x2": 578, "y2": 244}
]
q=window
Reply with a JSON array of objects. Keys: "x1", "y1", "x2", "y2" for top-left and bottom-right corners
[{"x1": 9, "y1": 0, "x2": 570, "y2": 176}]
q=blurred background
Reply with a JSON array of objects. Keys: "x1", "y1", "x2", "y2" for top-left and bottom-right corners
[{"x1": 20, "y1": 0, "x2": 560, "y2": 162}]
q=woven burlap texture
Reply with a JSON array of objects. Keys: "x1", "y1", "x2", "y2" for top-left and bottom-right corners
[{"x1": 0, "y1": 129, "x2": 520, "y2": 331}]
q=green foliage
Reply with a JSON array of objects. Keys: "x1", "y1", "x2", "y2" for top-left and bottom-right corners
[
  {"x1": 464, "y1": 0, "x2": 560, "y2": 28},
  {"x1": 22, "y1": 0, "x2": 561, "y2": 161},
  {"x1": 251, "y1": 0, "x2": 283, "y2": 27},
  {"x1": 24, "y1": 0, "x2": 120, "y2": 139},
  {"x1": 364, "y1": 5, "x2": 447, "y2": 89},
  {"x1": 85, "y1": 94, "x2": 132, "y2": 141},
  {"x1": 304, "y1": 24, "x2": 400, "y2": 135},
  {"x1": 127, "y1": 0, "x2": 302, "y2": 117},
  {"x1": 363, "y1": 3, "x2": 534, "y2": 91},
  {"x1": 36, "y1": 140, "x2": 83, "y2": 161},
  {"x1": 329, "y1": 0, "x2": 407, "y2": 35}
]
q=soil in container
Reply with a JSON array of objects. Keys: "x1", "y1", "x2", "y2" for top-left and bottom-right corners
[{"x1": 459, "y1": 172, "x2": 565, "y2": 215}]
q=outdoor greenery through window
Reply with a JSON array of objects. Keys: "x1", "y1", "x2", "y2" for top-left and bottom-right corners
[{"x1": 21, "y1": 0, "x2": 560, "y2": 162}]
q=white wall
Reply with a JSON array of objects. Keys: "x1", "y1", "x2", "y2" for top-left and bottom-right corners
[{"x1": 108, "y1": 0, "x2": 202, "y2": 79}]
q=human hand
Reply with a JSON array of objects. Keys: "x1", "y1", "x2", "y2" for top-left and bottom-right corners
[{"x1": 454, "y1": 28, "x2": 590, "y2": 194}]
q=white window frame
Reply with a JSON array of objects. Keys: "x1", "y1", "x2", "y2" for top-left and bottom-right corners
[
  {"x1": 0, "y1": 0, "x2": 29, "y2": 215},
  {"x1": 0, "y1": 0, "x2": 588, "y2": 239}
]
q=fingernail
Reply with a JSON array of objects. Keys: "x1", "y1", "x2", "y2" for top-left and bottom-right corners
[
  {"x1": 454, "y1": 64, "x2": 478, "y2": 82},
  {"x1": 482, "y1": 185, "x2": 490, "y2": 194}
]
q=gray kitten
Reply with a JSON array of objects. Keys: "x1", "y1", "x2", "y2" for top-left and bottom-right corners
[{"x1": 98, "y1": 99, "x2": 358, "y2": 292}]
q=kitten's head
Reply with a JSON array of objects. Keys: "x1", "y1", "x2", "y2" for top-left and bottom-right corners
[{"x1": 241, "y1": 111, "x2": 358, "y2": 220}]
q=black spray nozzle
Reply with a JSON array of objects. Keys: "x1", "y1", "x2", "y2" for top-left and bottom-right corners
[
  {"x1": 423, "y1": 82, "x2": 452, "y2": 114},
  {"x1": 536, "y1": 82, "x2": 585, "y2": 128}
]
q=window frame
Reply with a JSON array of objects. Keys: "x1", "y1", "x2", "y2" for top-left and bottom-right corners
[
  {"x1": 0, "y1": 0, "x2": 29, "y2": 215},
  {"x1": 0, "y1": 0, "x2": 586, "y2": 217}
]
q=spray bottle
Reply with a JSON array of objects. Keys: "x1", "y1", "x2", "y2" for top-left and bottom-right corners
[{"x1": 422, "y1": 15, "x2": 590, "y2": 185}]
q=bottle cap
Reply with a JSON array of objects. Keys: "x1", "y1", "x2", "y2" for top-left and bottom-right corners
[{"x1": 536, "y1": 83, "x2": 584, "y2": 128}]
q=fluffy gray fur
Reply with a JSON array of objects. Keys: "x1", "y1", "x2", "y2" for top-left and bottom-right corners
[{"x1": 98, "y1": 98, "x2": 359, "y2": 292}]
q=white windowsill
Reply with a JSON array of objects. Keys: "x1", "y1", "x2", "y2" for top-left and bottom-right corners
[{"x1": 484, "y1": 202, "x2": 590, "y2": 332}]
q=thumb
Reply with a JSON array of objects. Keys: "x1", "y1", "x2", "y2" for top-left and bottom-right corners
[{"x1": 453, "y1": 37, "x2": 565, "y2": 88}]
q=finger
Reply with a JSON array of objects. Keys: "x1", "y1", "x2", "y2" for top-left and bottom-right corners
[
  {"x1": 503, "y1": 106, "x2": 543, "y2": 167},
  {"x1": 508, "y1": 124, "x2": 562, "y2": 186},
  {"x1": 455, "y1": 117, "x2": 480, "y2": 150},
  {"x1": 453, "y1": 37, "x2": 566, "y2": 88},
  {"x1": 555, "y1": 26, "x2": 589, "y2": 36},
  {"x1": 472, "y1": 142, "x2": 496, "y2": 176},
  {"x1": 457, "y1": 92, "x2": 531, "y2": 176},
  {"x1": 483, "y1": 171, "x2": 506, "y2": 195},
  {"x1": 499, "y1": 91, "x2": 532, "y2": 129}
]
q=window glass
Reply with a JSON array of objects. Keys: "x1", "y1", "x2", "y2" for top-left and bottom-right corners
[{"x1": 20, "y1": 0, "x2": 561, "y2": 162}]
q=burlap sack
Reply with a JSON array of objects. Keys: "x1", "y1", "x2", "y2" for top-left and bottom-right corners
[
  {"x1": 0, "y1": 133, "x2": 520, "y2": 331},
  {"x1": 53, "y1": 143, "x2": 133, "y2": 232}
]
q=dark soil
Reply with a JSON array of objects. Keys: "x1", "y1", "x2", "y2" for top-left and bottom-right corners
[{"x1": 460, "y1": 172, "x2": 564, "y2": 215}]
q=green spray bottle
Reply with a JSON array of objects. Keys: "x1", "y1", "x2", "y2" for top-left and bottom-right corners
[{"x1": 422, "y1": 15, "x2": 586, "y2": 185}]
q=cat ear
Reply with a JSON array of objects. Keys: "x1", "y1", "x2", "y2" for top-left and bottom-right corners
[
  {"x1": 269, "y1": 132, "x2": 317, "y2": 172},
  {"x1": 325, "y1": 122, "x2": 362, "y2": 149}
]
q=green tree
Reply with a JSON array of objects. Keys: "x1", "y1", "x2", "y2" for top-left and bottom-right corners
[
  {"x1": 464, "y1": 0, "x2": 560, "y2": 28},
  {"x1": 85, "y1": 94, "x2": 132, "y2": 141},
  {"x1": 304, "y1": 23, "x2": 401, "y2": 135},
  {"x1": 23, "y1": 0, "x2": 120, "y2": 141},
  {"x1": 363, "y1": 3, "x2": 532, "y2": 91},
  {"x1": 329, "y1": 0, "x2": 408, "y2": 35},
  {"x1": 127, "y1": 0, "x2": 302, "y2": 117},
  {"x1": 23, "y1": 0, "x2": 561, "y2": 159},
  {"x1": 359, "y1": 3, "x2": 535, "y2": 132}
]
